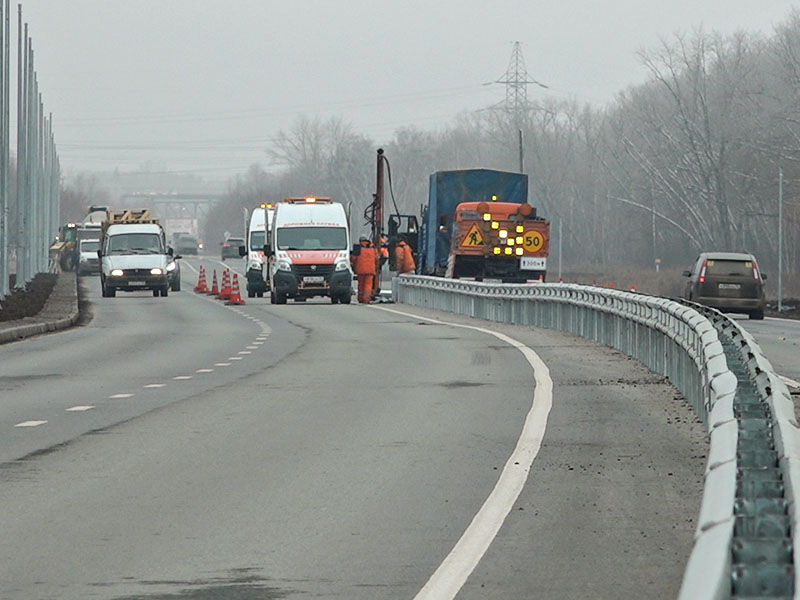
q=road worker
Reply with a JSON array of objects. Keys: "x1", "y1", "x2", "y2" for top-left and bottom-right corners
[
  {"x1": 352, "y1": 235, "x2": 377, "y2": 303},
  {"x1": 394, "y1": 235, "x2": 416, "y2": 275}
]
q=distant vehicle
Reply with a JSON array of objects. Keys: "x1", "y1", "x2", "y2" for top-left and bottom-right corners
[
  {"x1": 221, "y1": 236, "x2": 245, "y2": 260},
  {"x1": 77, "y1": 239, "x2": 100, "y2": 275},
  {"x1": 175, "y1": 234, "x2": 199, "y2": 255},
  {"x1": 683, "y1": 251, "x2": 767, "y2": 320},
  {"x1": 166, "y1": 252, "x2": 182, "y2": 291}
]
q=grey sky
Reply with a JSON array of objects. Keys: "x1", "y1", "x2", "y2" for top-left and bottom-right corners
[{"x1": 16, "y1": 0, "x2": 800, "y2": 181}]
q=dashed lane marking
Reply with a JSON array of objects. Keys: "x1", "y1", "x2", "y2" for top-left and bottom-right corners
[
  {"x1": 144, "y1": 384, "x2": 166, "y2": 389},
  {"x1": 67, "y1": 406, "x2": 95, "y2": 412},
  {"x1": 173, "y1": 376, "x2": 193, "y2": 380},
  {"x1": 229, "y1": 356, "x2": 243, "y2": 361},
  {"x1": 238, "y1": 351, "x2": 252, "y2": 355},
  {"x1": 109, "y1": 393, "x2": 134, "y2": 399},
  {"x1": 215, "y1": 362, "x2": 232, "y2": 367},
  {"x1": 15, "y1": 420, "x2": 47, "y2": 427},
  {"x1": 372, "y1": 305, "x2": 554, "y2": 600},
  {"x1": 196, "y1": 368, "x2": 214, "y2": 373},
  {"x1": 246, "y1": 346, "x2": 258, "y2": 349},
  {"x1": 781, "y1": 375, "x2": 800, "y2": 389}
]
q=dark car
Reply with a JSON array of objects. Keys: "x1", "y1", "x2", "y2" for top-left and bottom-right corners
[
  {"x1": 166, "y1": 251, "x2": 182, "y2": 291},
  {"x1": 221, "y1": 237, "x2": 245, "y2": 260},
  {"x1": 683, "y1": 251, "x2": 767, "y2": 319},
  {"x1": 174, "y1": 234, "x2": 199, "y2": 255}
]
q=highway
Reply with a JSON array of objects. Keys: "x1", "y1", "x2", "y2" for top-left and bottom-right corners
[
  {"x1": 0, "y1": 258, "x2": 707, "y2": 599},
  {"x1": 735, "y1": 315, "x2": 800, "y2": 389}
]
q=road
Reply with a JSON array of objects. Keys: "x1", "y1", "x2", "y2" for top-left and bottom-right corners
[
  {"x1": 735, "y1": 315, "x2": 800, "y2": 389},
  {"x1": 0, "y1": 257, "x2": 706, "y2": 599}
]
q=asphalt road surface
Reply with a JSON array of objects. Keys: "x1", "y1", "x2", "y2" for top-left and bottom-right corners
[{"x1": 0, "y1": 259, "x2": 707, "y2": 599}]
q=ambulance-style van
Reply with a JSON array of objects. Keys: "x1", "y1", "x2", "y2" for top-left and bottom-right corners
[
  {"x1": 241, "y1": 203, "x2": 274, "y2": 298},
  {"x1": 267, "y1": 197, "x2": 352, "y2": 304}
]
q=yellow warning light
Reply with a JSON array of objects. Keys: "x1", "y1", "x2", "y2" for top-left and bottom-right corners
[
  {"x1": 267, "y1": 203, "x2": 274, "y2": 208},
  {"x1": 260, "y1": 203, "x2": 267, "y2": 208},
  {"x1": 491, "y1": 195, "x2": 498, "y2": 201},
  {"x1": 507, "y1": 238, "x2": 515, "y2": 246},
  {"x1": 493, "y1": 247, "x2": 502, "y2": 255},
  {"x1": 482, "y1": 213, "x2": 491, "y2": 221},
  {"x1": 305, "y1": 197, "x2": 317, "y2": 203},
  {"x1": 516, "y1": 225, "x2": 524, "y2": 233},
  {"x1": 504, "y1": 247, "x2": 513, "y2": 255},
  {"x1": 491, "y1": 221, "x2": 499, "y2": 229},
  {"x1": 515, "y1": 247, "x2": 524, "y2": 256},
  {"x1": 498, "y1": 229, "x2": 508, "y2": 239},
  {"x1": 515, "y1": 236, "x2": 524, "y2": 244}
]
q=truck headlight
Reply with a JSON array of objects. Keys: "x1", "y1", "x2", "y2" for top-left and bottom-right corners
[
  {"x1": 276, "y1": 260, "x2": 292, "y2": 272},
  {"x1": 166, "y1": 262, "x2": 177, "y2": 272},
  {"x1": 150, "y1": 268, "x2": 163, "y2": 275},
  {"x1": 335, "y1": 261, "x2": 350, "y2": 272},
  {"x1": 110, "y1": 269, "x2": 124, "y2": 277}
]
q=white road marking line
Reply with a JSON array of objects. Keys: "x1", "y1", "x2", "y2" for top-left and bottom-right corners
[
  {"x1": 144, "y1": 383, "x2": 166, "y2": 389},
  {"x1": 181, "y1": 261, "x2": 199, "y2": 274},
  {"x1": 373, "y1": 306, "x2": 554, "y2": 600},
  {"x1": 15, "y1": 420, "x2": 47, "y2": 427},
  {"x1": 238, "y1": 351, "x2": 252, "y2": 355},
  {"x1": 246, "y1": 345, "x2": 258, "y2": 349},
  {"x1": 780, "y1": 375, "x2": 800, "y2": 389},
  {"x1": 109, "y1": 393, "x2": 133, "y2": 399},
  {"x1": 173, "y1": 375, "x2": 192, "y2": 380},
  {"x1": 196, "y1": 368, "x2": 214, "y2": 373},
  {"x1": 67, "y1": 406, "x2": 94, "y2": 412},
  {"x1": 229, "y1": 356, "x2": 243, "y2": 361},
  {"x1": 215, "y1": 362, "x2": 232, "y2": 367},
  {"x1": 252, "y1": 341, "x2": 264, "y2": 345}
]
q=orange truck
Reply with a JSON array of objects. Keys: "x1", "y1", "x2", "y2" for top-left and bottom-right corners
[{"x1": 445, "y1": 197, "x2": 550, "y2": 282}]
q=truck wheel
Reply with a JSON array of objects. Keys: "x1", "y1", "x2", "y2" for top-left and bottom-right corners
[
  {"x1": 161, "y1": 286, "x2": 169, "y2": 297},
  {"x1": 105, "y1": 284, "x2": 115, "y2": 298},
  {"x1": 340, "y1": 293, "x2": 352, "y2": 305},
  {"x1": 270, "y1": 290, "x2": 276, "y2": 304},
  {"x1": 750, "y1": 310, "x2": 764, "y2": 320},
  {"x1": 172, "y1": 277, "x2": 181, "y2": 292},
  {"x1": 257, "y1": 292, "x2": 264, "y2": 298},
  {"x1": 276, "y1": 292, "x2": 287, "y2": 305},
  {"x1": 248, "y1": 289, "x2": 255, "y2": 298},
  {"x1": 153, "y1": 289, "x2": 160, "y2": 297},
  {"x1": 331, "y1": 296, "x2": 339, "y2": 304}
]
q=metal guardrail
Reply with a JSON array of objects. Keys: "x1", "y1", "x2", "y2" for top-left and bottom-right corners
[{"x1": 392, "y1": 276, "x2": 799, "y2": 599}]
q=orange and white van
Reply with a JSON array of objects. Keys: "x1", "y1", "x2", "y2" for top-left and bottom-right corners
[{"x1": 267, "y1": 197, "x2": 352, "y2": 304}]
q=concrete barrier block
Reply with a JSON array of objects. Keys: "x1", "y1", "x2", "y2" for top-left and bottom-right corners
[
  {"x1": 707, "y1": 420, "x2": 738, "y2": 473},
  {"x1": 678, "y1": 519, "x2": 734, "y2": 600},
  {"x1": 697, "y1": 461, "x2": 737, "y2": 533}
]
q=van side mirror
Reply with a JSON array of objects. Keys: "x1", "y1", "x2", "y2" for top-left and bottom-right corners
[
  {"x1": 681, "y1": 270, "x2": 692, "y2": 277},
  {"x1": 168, "y1": 247, "x2": 174, "y2": 257},
  {"x1": 238, "y1": 245, "x2": 247, "y2": 257},
  {"x1": 761, "y1": 273, "x2": 768, "y2": 280},
  {"x1": 97, "y1": 250, "x2": 102, "y2": 259},
  {"x1": 263, "y1": 244, "x2": 273, "y2": 257}
]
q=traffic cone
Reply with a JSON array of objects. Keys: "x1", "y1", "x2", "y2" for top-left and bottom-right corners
[
  {"x1": 208, "y1": 270, "x2": 219, "y2": 295},
  {"x1": 538, "y1": 274, "x2": 544, "y2": 283},
  {"x1": 630, "y1": 285, "x2": 636, "y2": 293},
  {"x1": 218, "y1": 269, "x2": 232, "y2": 300},
  {"x1": 225, "y1": 273, "x2": 246, "y2": 305},
  {"x1": 194, "y1": 266, "x2": 208, "y2": 293}
]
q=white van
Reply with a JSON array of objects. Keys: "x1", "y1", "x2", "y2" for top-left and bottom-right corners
[
  {"x1": 267, "y1": 197, "x2": 352, "y2": 304},
  {"x1": 100, "y1": 222, "x2": 171, "y2": 297},
  {"x1": 242, "y1": 204, "x2": 274, "y2": 298}
]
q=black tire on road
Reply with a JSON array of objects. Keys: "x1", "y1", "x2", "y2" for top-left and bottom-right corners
[
  {"x1": 750, "y1": 310, "x2": 765, "y2": 320},
  {"x1": 153, "y1": 289, "x2": 160, "y2": 297},
  {"x1": 172, "y1": 277, "x2": 181, "y2": 292},
  {"x1": 161, "y1": 286, "x2": 169, "y2": 297},
  {"x1": 340, "y1": 293, "x2": 352, "y2": 304}
]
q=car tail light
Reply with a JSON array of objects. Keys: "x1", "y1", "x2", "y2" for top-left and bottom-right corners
[
  {"x1": 698, "y1": 259, "x2": 707, "y2": 284},
  {"x1": 752, "y1": 259, "x2": 761, "y2": 280}
]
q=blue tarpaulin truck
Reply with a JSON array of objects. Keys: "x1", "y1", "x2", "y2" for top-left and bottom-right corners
[{"x1": 417, "y1": 169, "x2": 549, "y2": 281}]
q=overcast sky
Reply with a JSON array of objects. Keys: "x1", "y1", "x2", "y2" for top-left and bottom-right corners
[{"x1": 13, "y1": 0, "x2": 800, "y2": 181}]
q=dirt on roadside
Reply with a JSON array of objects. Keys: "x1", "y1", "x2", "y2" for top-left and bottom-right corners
[{"x1": 0, "y1": 273, "x2": 57, "y2": 321}]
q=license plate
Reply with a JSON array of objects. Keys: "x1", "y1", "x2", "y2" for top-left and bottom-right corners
[
  {"x1": 129, "y1": 280, "x2": 145, "y2": 286},
  {"x1": 520, "y1": 257, "x2": 546, "y2": 270},
  {"x1": 304, "y1": 276, "x2": 324, "y2": 283},
  {"x1": 718, "y1": 283, "x2": 740, "y2": 290}
]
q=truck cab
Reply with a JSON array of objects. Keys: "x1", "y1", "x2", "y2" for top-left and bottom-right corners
[
  {"x1": 99, "y1": 210, "x2": 171, "y2": 298},
  {"x1": 267, "y1": 197, "x2": 352, "y2": 304}
]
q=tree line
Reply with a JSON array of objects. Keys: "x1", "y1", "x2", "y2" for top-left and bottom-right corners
[{"x1": 204, "y1": 14, "x2": 800, "y2": 277}]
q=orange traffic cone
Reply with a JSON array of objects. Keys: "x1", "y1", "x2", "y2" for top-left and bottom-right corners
[
  {"x1": 226, "y1": 273, "x2": 246, "y2": 305},
  {"x1": 630, "y1": 285, "x2": 636, "y2": 292},
  {"x1": 538, "y1": 274, "x2": 544, "y2": 283},
  {"x1": 194, "y1": 266, "x2": 208, "y2": 293},
  {"x1": 218, "y1": 269, "x2": 232, "y2": 300},
  {"x1": 208, "y1": 270, "x2": 219, "y2": 295}
]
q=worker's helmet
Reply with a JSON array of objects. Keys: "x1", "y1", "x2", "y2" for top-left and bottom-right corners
[{"x1": 359, "y1": 235, "x2": 369, "y2": 242}]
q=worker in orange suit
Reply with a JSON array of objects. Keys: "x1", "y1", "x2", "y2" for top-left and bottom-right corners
[
  {"x1": 394, "y1": 235, "x2": 416, "y2": 275},
  {"x1": 352, "y1": 235, "x2": 377, "y2": 303}
]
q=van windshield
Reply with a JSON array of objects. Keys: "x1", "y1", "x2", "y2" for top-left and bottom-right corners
[
  {"x1": 107, "y1": 233, "x2": 164, "y2": 254},
  {"x1": 276, "y1": 227, "x2": 347, "y2": 250},
  {"x1": 250, "y1": 230, "x2": 265, "y2": 250},
  {"x1": 80, "y1": 240, "x2": 100, "y2": 252}
]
